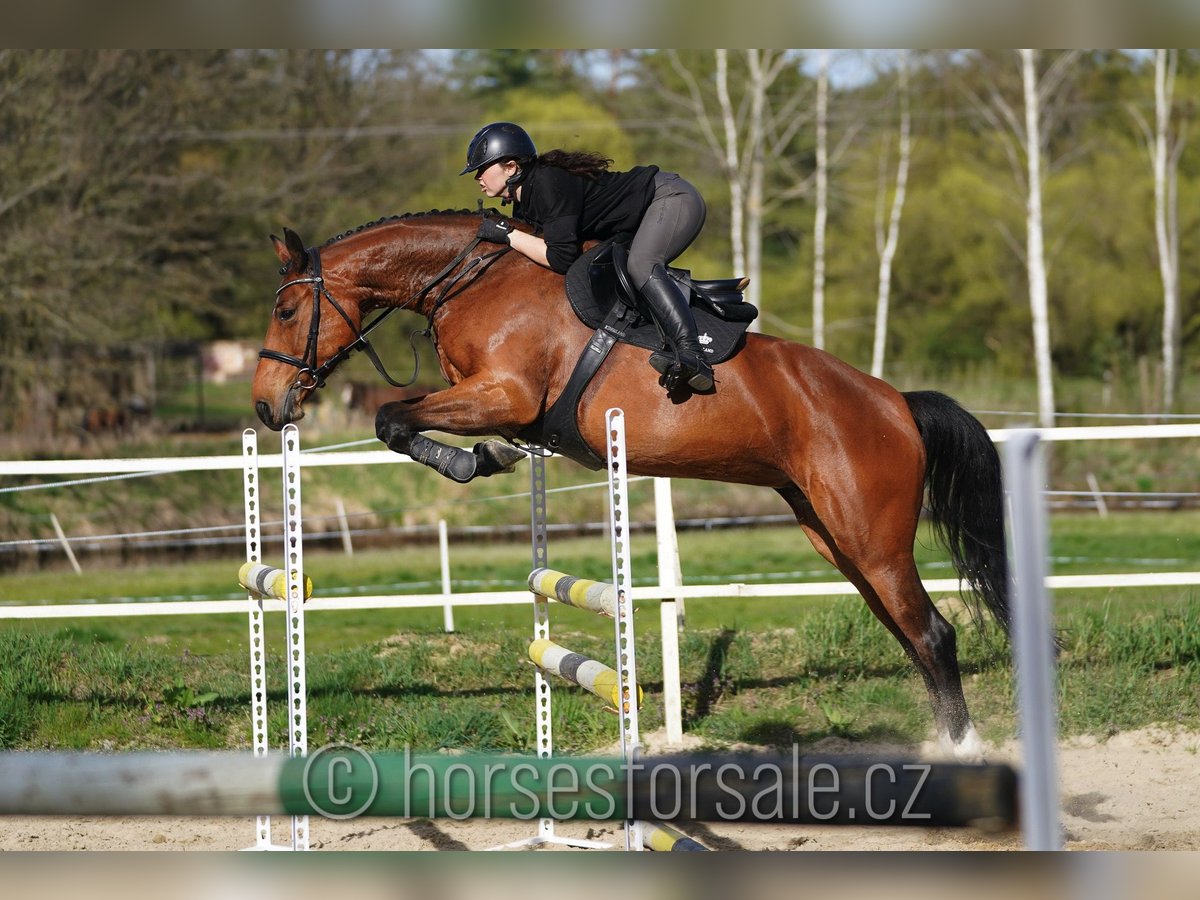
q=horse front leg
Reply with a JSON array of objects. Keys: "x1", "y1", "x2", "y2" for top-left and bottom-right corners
[{"x1": 373, "y1": 377, "x2": 530, "y2": 483}]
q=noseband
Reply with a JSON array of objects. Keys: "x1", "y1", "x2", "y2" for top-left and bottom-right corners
[{"x1": 259, "y1": 233, "x2": 501, "y2": 391}]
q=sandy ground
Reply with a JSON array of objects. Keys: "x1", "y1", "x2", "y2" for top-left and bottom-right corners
[{"x1": 1, "y1": 727, "x2": 1196, "y2": 852}]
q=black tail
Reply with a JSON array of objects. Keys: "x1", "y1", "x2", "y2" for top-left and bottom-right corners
[{"x1": 904, "y1": 390, "x2": 1010, "y2": 635}]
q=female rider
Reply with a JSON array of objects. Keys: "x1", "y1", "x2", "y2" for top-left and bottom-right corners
[{"x1": 461, "y1": 122, "x2": 713, "y2": 393}]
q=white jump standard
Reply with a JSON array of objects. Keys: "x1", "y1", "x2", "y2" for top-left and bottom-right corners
[
  {"x1": 504, "y1": 408, "x2": 649, "y2": 851},
  {"x1": 240, "y1": 424, "x2": 310, "y2": 851}
]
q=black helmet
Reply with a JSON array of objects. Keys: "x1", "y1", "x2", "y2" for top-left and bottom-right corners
[{"x1": 459, "y1": 122, "x2": 537, "y2": 176}]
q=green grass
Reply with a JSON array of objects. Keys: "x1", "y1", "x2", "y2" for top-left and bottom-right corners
[{"x1": 2, "y1": 518, "x2": 1199, "y2": 754}]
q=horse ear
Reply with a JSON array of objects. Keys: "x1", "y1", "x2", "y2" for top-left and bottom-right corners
[
  {"x1": 270, "y1": 233, "x2": 289, "y2": 265},
  {"x1": 282, "y1": 226, "x2": 307, "y2": 266}
]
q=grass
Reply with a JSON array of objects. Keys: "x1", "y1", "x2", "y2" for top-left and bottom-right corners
[{"x1": 2, "y1": 518, "x2": 1199, "y2": 754}]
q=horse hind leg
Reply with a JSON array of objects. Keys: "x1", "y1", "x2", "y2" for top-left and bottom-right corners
[{"x1": 777, "y1": 486, "x2": 984, "y2": 761}]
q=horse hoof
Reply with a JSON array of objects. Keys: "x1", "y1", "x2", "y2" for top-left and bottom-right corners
[{"x1": 476, "y1": 440, "x2": 526, "y2": 475}]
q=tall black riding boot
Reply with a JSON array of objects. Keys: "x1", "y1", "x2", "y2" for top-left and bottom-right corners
[{"x1": 641, "y1": 265, "x2": 715, "y2": 392}]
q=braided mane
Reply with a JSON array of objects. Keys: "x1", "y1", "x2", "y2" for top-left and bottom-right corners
[{"x1": 320, "y1": 208, "x2": 505, "y2": 248}]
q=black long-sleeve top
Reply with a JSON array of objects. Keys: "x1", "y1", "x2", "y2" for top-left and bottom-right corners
[{"x1": 512, "y1": 162, "x2": 660, "y2": 273}]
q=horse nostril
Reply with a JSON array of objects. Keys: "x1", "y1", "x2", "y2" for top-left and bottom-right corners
[{"x1": 255, "y1": 400, "x2": 274, "y2": 427}]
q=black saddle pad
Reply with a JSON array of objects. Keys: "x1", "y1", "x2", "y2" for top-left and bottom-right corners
[{"x1": 564, "y1": 243, "x2": 750, "y2": 366}]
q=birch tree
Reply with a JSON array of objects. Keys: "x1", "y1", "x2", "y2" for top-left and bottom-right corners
[
  {"x1": 811, "y1": 51, "x2": 829, "y2": 349},
  {"x1": 870, "y1": 53, "x2": 912, "y2": 379},
  {"x1": 1020, "y1": 48, "x2": 1056, "y2": 428},
  {"x1": 665, "y1": 50, "x2": 814, "y2": 331},
  {"x1": 1130, "y1": 49, "x2": 1186, "y2": 413},
  {"x1": 960, "y1": 49, "x2": 1079, "y2": 428}
]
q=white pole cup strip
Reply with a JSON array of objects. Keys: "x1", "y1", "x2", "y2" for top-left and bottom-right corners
[
  {"x1": 280, "y1": 424, "x2": 310, "y2": 851},
  {"x1": 438, "y1": 519, "x2": 455, "y2": 633},
  {"x1": 241, "y1": 428, "x2": 277, "y2": 850},
  {"x1": 606, "y1": 407, "x2": 644, "y2": 851},
  {"x1": 1004, "y1": 430, "x2": 1063, "y2": 851}
]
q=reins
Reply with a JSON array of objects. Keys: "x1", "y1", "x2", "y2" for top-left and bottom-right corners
[{"x1": 259, "y1": 232, "x2": 509, "y2": 391}]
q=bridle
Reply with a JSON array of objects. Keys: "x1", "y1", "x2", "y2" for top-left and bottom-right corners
[{"x1": 259, "y1": 232, "x2": 507, "y2": 392}]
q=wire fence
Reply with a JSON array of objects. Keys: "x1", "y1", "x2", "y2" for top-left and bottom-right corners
[{"x1": 3, "y1": 420, "x2": 1200, "y2": 579}]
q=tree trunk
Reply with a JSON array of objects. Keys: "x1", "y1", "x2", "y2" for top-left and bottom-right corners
[
  {"x1": 811, "y1": 50, "x2": 829, "y2": 350},
  {"x1": 1153, "y1": 49, "x2": 1182, "y2": 413},
  {"x1": 1021, "y1": 49, "x2": 1056, "y2": 429},
  {"x1": 715, "y1": 51, "x2": 746, "y2": 281},
  {"x1": 871, "y1": 55, "x2": 911, "y2": 380}
]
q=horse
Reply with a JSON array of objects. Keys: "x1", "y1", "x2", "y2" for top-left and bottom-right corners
[{"x1": 252, "y1": 210, "x2": 1010, "y2": 761}]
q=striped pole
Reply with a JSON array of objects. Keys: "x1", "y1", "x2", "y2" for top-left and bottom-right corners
[
  {"x1": 528, "y1": 639, "x2": 643, "y2": 711},
  {"x1": 641, "y1": 821, "x2": 707, "y2": 852},
  {"x1": 238, "y1": 562, "x2": 313, "y2": 602},
  {"x1": 528, "y1": 568, "x2": 618, "y2": 618},
  {"x1": 0, "y1": 751, "x2": 1019, "y2": 829}
]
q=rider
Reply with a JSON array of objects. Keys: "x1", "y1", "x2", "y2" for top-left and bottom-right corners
[{"x1": 461, "y1": 121, "x2": 714, "y2": 393}]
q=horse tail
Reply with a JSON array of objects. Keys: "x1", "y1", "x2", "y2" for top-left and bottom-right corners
[{"x1": 903, "y1": 390, "x2": 1011, "y2": 636}]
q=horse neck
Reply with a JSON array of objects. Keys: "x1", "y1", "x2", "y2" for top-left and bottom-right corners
[{"x1": 334, "y1": 218, "x2": 482, "y2": 319}]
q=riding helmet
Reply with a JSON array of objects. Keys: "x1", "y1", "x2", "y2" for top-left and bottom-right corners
[{"x1": 459, "y1": 122, "x2": 537, "y2": 176}]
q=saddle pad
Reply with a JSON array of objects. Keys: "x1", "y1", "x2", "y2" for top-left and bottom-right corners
[{"x1": 564, "y1": 243, "x2": 751, "y2": 366}]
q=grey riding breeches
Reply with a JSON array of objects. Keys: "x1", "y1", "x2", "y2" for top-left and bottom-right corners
[{"x1": 626, "y1": 172, "x2": 707, "y2": 290}]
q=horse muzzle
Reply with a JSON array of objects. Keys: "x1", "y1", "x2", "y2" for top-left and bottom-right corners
[{"x1": 255, "y1": 391, "x2": 304, "y2": 431}]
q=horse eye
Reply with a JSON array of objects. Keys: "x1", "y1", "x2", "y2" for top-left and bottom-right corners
[{"x1": 278, "y1": 307, "x2": 296, "y2": 322}]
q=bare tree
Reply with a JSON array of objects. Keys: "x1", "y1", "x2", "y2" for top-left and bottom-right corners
[
  {"x1": 812, "y1": 51, "x2": 829, "y2": 349},
  {"x1": 960, "y1": 49, "x2": 1080, "y2": 428},
  {"x1": 1130, "y1": 49, "x2": 1186, "y2": 413},
  {"x1": 666, "y1": 50, "x2": 814, "y2": 331},
  {"x1": 870, "y1": 53, "x2": 912, "y2": 379},
  {"x1": 1020, "y1": 49, "x2": 1056, "y2": 428}
]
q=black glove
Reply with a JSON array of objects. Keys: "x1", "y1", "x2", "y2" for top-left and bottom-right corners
[{"x1": 477, "y1": 217, "x2": 513, "y2": 245}]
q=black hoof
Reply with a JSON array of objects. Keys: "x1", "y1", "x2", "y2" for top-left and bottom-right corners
[{"x1": 475, "y1": 440, "x2": 526, "y2": 476}]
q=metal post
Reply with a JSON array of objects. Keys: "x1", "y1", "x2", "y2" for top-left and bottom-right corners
[
  {"x1": 653, "y1": 478, "x2": 684, "y2": 745},
  {"x1": 1004, "y1": 430, "x2": 1062, "y2": 851},
  {"x1": 438, "y1": 519, "x2": 455, "y2": 633}
]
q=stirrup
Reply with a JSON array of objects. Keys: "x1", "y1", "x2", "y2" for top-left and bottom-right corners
[{"x1": 648, "y1": 350, "x2": 713, "y2": 393}]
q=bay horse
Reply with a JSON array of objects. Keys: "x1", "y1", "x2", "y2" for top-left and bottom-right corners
[{"x1": 252, "y1": 211, "x2": 1009, "y2": 760}]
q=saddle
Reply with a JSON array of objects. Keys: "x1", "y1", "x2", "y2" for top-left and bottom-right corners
[{"x1": 518, "y1": 240, "x2": 758, "y2": 469}]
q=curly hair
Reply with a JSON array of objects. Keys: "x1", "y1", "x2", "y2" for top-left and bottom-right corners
[{"x1": 536, "y1": 149, "x2": 613, "y2": 181}]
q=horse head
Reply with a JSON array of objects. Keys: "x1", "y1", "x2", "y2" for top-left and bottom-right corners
[{"x1": 253, "y1": 227, "x2": 370, "y2": 430}]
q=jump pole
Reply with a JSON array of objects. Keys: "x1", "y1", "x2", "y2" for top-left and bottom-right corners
[
  {"x1": 0, "y1": 750, "x2": 1019, "y2": 828},
  {"x1": 240, "y1": 425, "x2": 309, "y2": 851}
]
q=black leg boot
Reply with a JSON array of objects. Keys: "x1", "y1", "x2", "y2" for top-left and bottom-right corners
[{"x1": 640, "y1": 264, "x2": 715, "y2": 392}]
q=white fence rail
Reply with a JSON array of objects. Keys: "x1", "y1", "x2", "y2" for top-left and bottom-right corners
[{"x1": 2, "y1": 423, "x2": 1200, "y2": 625}]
